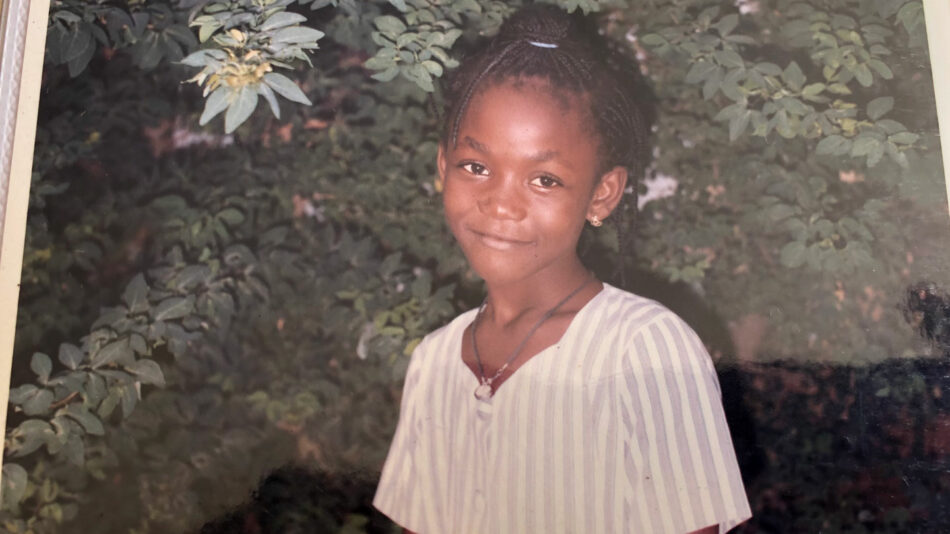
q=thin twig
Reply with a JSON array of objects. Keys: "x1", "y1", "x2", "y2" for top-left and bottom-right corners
[{"x1": 49, "y1": 391, "x2": 79, "y2": 411}]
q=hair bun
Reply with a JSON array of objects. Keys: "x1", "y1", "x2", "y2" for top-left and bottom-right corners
[{"x1": 496, "y1": 4, "x2": 575, "y2": 47}]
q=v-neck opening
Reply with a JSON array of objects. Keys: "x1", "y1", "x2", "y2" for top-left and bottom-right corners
[{"x1": 457, "y1": 283, "x2": 610, "y2": 401}]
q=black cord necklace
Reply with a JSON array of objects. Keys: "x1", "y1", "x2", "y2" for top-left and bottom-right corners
[{"x1": 470, "y1": 275, "x2": 593, "y2": 401}]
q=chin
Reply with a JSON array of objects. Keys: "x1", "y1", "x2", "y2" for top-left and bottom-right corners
[{"x1": 465, "y1": 255, "x2": 552, "y2": 287}]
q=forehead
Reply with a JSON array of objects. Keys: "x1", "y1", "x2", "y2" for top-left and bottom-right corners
[{"x1": 456, "y1": 78, "x2": 600, "y2": 157}]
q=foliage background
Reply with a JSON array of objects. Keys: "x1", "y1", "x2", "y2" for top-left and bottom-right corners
[{"x1": 3, "y1": 0, "x2": 949, "y2": 532}]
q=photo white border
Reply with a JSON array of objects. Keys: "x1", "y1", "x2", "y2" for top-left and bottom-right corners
[
  {"x1": 0, "y1": 0, "x2": 946, "y2": 490},
  {"x1": 0, "y1": 0, "x2": 49, "y2": 470},
  {"x1": 924, "y1": 0, "x2": 950, "y2": 210}
]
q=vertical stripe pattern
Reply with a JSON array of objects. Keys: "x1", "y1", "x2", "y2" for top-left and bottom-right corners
[{"x1": 373, "y1": 283, "x2": 752, "y2": 534}]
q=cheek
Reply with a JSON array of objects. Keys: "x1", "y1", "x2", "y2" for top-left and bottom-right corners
[
  {"x1": 441, "y1": 182, "x2": 468, "y2": 230},
  {"x1": 547, "y1": 199, "x2": 590, "y2": 234}
]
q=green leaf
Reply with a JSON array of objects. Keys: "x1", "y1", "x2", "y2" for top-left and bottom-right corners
[
  {"x1": 165, "y1": 24, "x2": 199, "y2": 49},
  {"x1": 851, "y1": 136, "x2": 878, "y2": 157},
  {"x1": 260, "y1": 12, "x2": 308, "y2": 32},
  {"x1": 86, "y1": 373, "x2": 107, "y2": 405},
  {"x1": 729, "y1": 109, "x2": 751, "y2": 141},
  {"x1": 181, "y1": 50, "x2": 213, "y2": 68},
  {"x1": 782, "y1": 61, "x2": 805, "y2": 91},
  {"x1": 66, "y1": 31, "x2": 96, "y2": 77},
  {"x1": 200, "y1": 86, "x2": 231, "y2": 126},
  {"x1": 22, "y1": 388, "x2": 54, "y2": 416},
  {"x1": 715, "y1": 14, "x2": 739, "y2": 36},
  {"x1": 130, "y1": 333, "x2": 148, "y2": 356},
  {"x1": 64, "y1": 405, "x2": 105, "y2": 436},
  {"x1": 91, "y1": 338, "x2": 133, "y2": 368},
  {"x1": 854, "y1": 63, "x2": 873, "y2": 87},
  {"x1": 98, "y1": 389, "x2": 121, "y2": 419},
  {"x1": 411, "y1": 270, "x2": 432, "y2": 300},
  {"x1": 10, "y1": 420, "x2": 55, "y2": 457},
  {"x1": 868, "y1": 59, "x2": 893, "y2": 79},
  {"x1": 172, "y1": 265, "x2": 212, "y2": 291},
  {"x1": 754, "y1": 62, "x2": 782, "y2": 76},
  {"x1": 217, "y1": 207, "x2": 245, "y2": 226},
  {"x1": 62, "y1": 435, "x2": 84, "y2": 466},
  {"x1": 422, "y1": 60, "x2": 443, "y2": 77},
  {"x1": 440, "y1": 28, "x2": 463, "y2": 48},
  {"x1": 877, "y1": 119, "x2": 907, "y2": 134},
  {"x1": 270, "y1": 26, "x2": 325, "y2": 44},
  {"x1": 816, "y1": 134, "x2": 849, "y2": 155},
  {"x1": 889, "y1": 131, "x2": 919, "y2": 145},
  {"x1": 801, "y1": 83, "x2": 826, "y2": 99},
  {"x1": 371, "y1": 66, "x2": 400, "y2": 82},
  {"x1": 125, "y1": 359, "x2": 165, "y2": 387},
  {"x1": 9, "y1": 384, "x2": 38, "y2": 404},
  {"x1": 138, "y1": 34, "x2": 164, "y2": 70},
  {"x1": 263, "y1": 73, "x2": 312, "y2": 105},
  {"x1": 123, "y1": 273, "x2": 149, "y2": 314},
  {"x1": 407, "y1": 63, "x2": 434, "y2": 92},
  {"x1": 703, "y1": 67, "x2": 723, "y2": 100},
  {"x1": 151, "y1": 296, "x2": 195, "y2": 321},
  {"x1": 120, "y1": 383, "x2": 138, "y2": 418},
  {"x1": 827, "y1": 83, "x2": 851, "y2": 95},
  {"x1": 639, "y1": 33, "x2": 666, "y2": 46},
  {"x1": 365, "y1": 55, "x2": 396, "y2": 70},
  {"x1": 768, "y1": 203, "x2": 796, "y2": 222},
  {"x1": 396, "y1": 32, "x2": 418, "y2": 48},
  {"x1": 62, "y1": 25, "x2": 93, "y2": 63},
  {"x1": 31, "y1": 352, "x2": 52, "y2": 383},
  {"x1": 198, "y1": 21, "x2": 222, "y2": 43},
  {"x1": 714, "y1": 102, "x2": 744, "y2": 122},
  {"x1": 258, "y1": 82, "x2": 281, "y2": 119},
  {"x1": 224, "y1": 87, "x2": 258, "y2": 134},
  {"x1": 714, "y1": 49, "x2": 744, "y2": 69},
  {"x1": 2, "y1": 463, "x2": 28, "y2": 509},
  {"x1": 866, "y1": 141, "x2": 885, "y2": 167},
  {"x1": 867, "y1": 96, "x2": 894, "y2": 120},
  {"x1": 780, "y1": 241, "x2": 807, "y2": 268},
  {"x1": 685, "y1": 60, "x2": 718, "y2": 84},
  {"x1": 374, "y1": 15, "x2": 407, "y2": 37},
  {"x1": 897, "y1": 1, "x2": 923, "y2": 33}
]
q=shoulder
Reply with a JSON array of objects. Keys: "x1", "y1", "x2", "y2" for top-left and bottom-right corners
[
  {"x1": 595, "y1": 283, "x2": 692, "y2": 337},
  {"x1": 404, "y1": 307, "x2": 477, "y2": 375},
  {"x1": 596, "y1": 284, "x2": 713, "y2": 375},
  {"x1": 415, "y1": 308, "x2": 477, "y2": 354}
]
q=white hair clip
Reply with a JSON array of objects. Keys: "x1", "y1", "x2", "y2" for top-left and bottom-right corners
[{"x1": 528, "y1": 40, "x2": 558, "y2": 49}]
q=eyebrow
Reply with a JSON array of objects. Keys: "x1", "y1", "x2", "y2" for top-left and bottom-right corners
[
  {"x1": 463, "y1": 136, "x2": 563, "y2": 163},
  {"x1": 463, "y1": 136, "x2": 489, "y2": 153}
]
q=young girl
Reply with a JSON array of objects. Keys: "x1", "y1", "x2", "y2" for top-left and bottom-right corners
[{"x1": 374, "y1": 5, "x2": 752, "y2": 533}]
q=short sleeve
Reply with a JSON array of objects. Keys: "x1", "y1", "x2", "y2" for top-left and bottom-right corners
[
  {"x1": 373, "y1": 341, "x2": 427, "y2": 532},
  {"x1": 618, "y1": 313, "x2": 752, "y2": 534}
]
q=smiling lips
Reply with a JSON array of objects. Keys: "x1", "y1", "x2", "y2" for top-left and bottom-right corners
[{"x1": 468, "y1": 227, "x2": 533, "y2": 250}]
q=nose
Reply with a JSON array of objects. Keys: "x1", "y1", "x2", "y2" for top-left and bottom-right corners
[{"x1": 476, "y1": 175, "x2": 526, "y2": 221}]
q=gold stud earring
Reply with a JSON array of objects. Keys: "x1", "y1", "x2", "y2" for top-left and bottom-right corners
[{"x1": 589, "y1": 215, "x2": 603, "y2": 227}]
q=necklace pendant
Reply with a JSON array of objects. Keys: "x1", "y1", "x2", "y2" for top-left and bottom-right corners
[{"x1": 474, "y1": 382, "x2": 493, "y2": 401}]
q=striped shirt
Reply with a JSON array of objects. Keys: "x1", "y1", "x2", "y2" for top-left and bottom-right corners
[{"x1": 374, "y1": 283, "x2": 751, "y2": 533}]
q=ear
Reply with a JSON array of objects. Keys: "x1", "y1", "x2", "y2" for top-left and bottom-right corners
[
  {"x1": 436, "y1": 144, "x2": 448, "y2": 191},
  {"x1": 587, "y1": 166, "x2": 628, "y2": 221}
]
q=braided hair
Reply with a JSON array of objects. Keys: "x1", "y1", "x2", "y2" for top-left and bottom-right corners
[{"x1": 439, "y1": 4, "x2": 656, "y2": 284}]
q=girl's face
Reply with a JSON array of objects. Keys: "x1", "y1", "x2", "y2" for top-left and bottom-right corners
[{"x1": 438, "y1": 78, "x2": 627, "y2": 286}]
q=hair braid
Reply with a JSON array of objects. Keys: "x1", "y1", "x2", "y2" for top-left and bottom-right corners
[{"x1": 449, "y1": 41, "x2": 521, "y2": 149}]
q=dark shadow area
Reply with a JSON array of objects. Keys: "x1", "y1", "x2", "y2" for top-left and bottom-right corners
[{"x1": 197, "y1": 466, "x2": 398, "y2": 534}]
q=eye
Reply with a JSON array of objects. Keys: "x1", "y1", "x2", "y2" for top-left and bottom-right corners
[
  {"x1": 530, "y1": 174, "x2": 562, "y2": 189},
  {"x1": 460, "y1": 162, "x2": 489, "y2": 176}
]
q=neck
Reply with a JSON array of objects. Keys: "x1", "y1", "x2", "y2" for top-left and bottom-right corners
[{"x1": 481, "y1": 258, "x2": 594, "y2": 327}]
